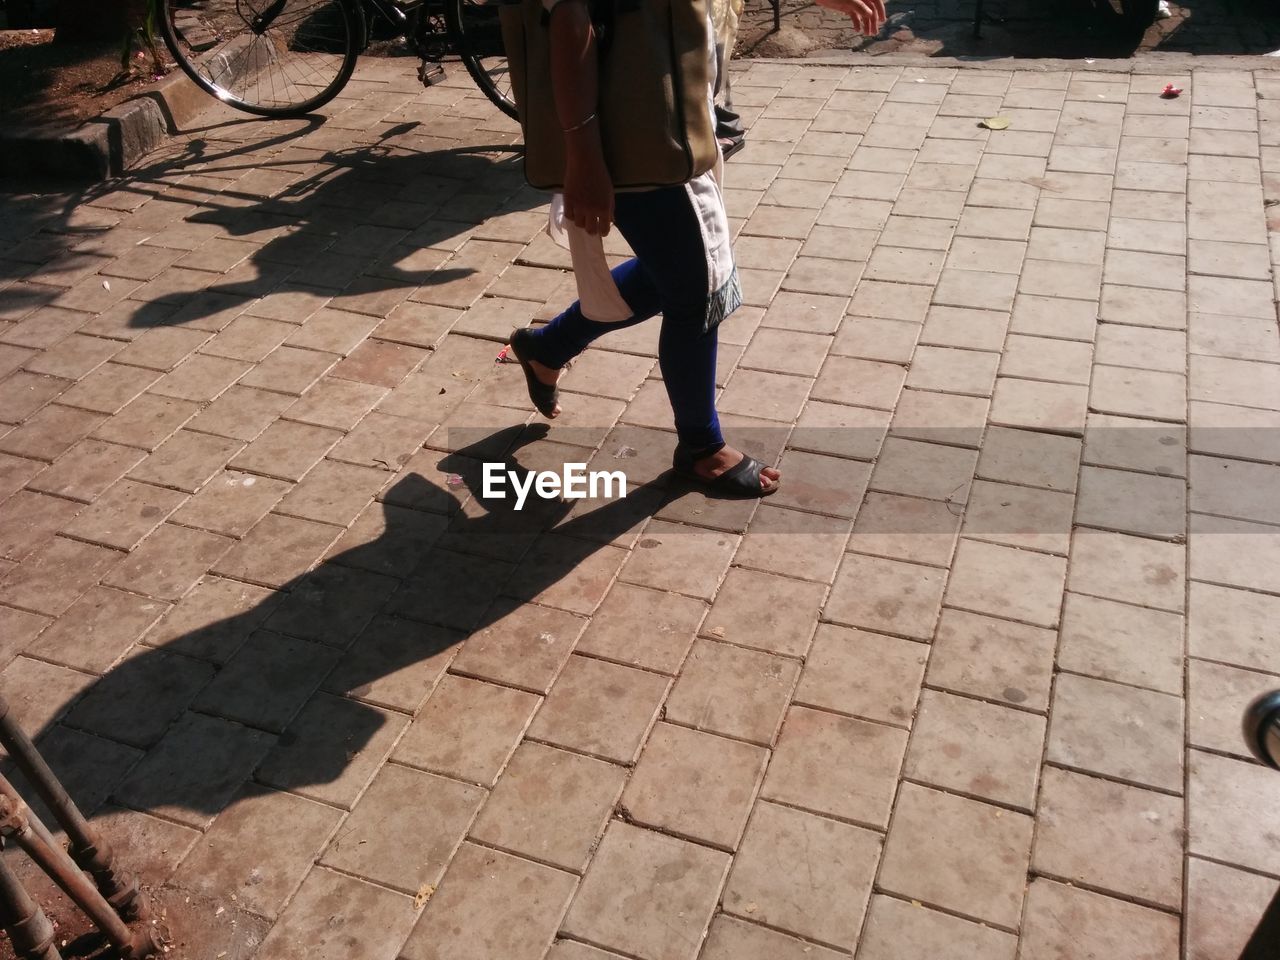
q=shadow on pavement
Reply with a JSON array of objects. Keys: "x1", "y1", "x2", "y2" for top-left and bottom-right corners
[{"x1": 25, "y1": 422, "x2": 665, "y2": 838}]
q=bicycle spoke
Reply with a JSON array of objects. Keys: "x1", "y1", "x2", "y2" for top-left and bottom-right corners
[{"x1": 163, "y1": 0, "x2": 357, "y2": 114}]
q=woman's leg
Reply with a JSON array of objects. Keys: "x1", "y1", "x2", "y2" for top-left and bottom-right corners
[
  {"x1": 612, "y1": 187, "x2": 777, "y2": 491},
  {"x1": 523, "y1": 258, "x2": 662, "y2": 369}
]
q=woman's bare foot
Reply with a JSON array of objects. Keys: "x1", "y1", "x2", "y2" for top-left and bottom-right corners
[
  {"x1": 693, "y1": 445, "x2": 781, "y2": 493},
  {"x1": 527, "y1": 357, "x2": 563, "y2": 418}
]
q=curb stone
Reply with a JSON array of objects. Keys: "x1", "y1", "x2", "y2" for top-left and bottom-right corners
[{"x1": 0, "y1": 66, "x2": 208, "y2": 182}]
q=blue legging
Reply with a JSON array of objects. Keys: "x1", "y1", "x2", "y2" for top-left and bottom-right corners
[{"x1": 523, "y1": 186, "x2": 724, "y2": 454}]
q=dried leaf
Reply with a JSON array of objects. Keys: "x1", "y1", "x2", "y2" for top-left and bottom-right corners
[
  {"x1": 980, "y1": 116, "x2": 1011, "y2": 130},
  {"x1": 414, "y1": 884, "x2": 435, "y2": 909}
]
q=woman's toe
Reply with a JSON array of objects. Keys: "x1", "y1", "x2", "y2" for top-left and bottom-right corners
[{"x1": 761, "y1": 466, "x2": 781, "y2": 490}]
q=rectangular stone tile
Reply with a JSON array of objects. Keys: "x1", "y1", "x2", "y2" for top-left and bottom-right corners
[
  {"x1": 701, "y1": 915, "x2": 846, "y2": 960},
  {"x1": 700, "y1": 567, "x2": 824, "y2": 657},
  {"x1": 999, "y1": 334, "x2": 1093, "y2": 385},
  {"x1": 945, "y1": 538, "x2": 1066, "y2": 628},
  {"x1": 763, "y1": 705, "x2": 907, "y2": 828},
  {"x1": 527, "y1": 655, "x2": 667, "y2": 764},
  {"x1": 394, "y1": 674, "x2": 539, "y2": 787},
  {"x1": 401, "y1": 843, "x2": 577, "y2": 960},
  {"x1": 618, "y1": 520, "x2": 737, "y2": 601},
  {"x1": 62, "y1": 642, "x2": 213, "y2": 747},
  {"x1": 1190, "y1": 659, "x2": 1279, "y2": 760},
  {"x1": 1010, "y1": 294, "x2": 1097, "y2": 341},
  {"x1": 796, "y1": 622, "x2": 926, "y2": 727},
  {"x1": 879, "y1": 782, "x2": 1033, "y2": 930},
  {"x1": 1047, "y1": 673, "x2": 1184, "y2": 793},
  {"x1": 858, "y1": 895, "x2": 1017, "y2": 960},
  {"x1": 1058, "y1": 593, "x2": 1183, "y2": 695},
  {"x1": 928, "y1": 608, "x2": 1057, "y2": 712},
  {"x1": 170, "y1": 471, "x2": 291, "y2": 538},
  {"x1": 826, "y1": 552, "x2": 946, "y2": 640},
  {"x1": 1091, "y1": 366, "x2": 1187, "y2": 422},
  {"x1": 1188, "y1": 581, "x2": 1280, "y2": 675},
  {"x1": 1187, "y1": 512, "x2": 1280, "y2": 593},
  {"x1": 256, "y1": 867, "x2": 419, "y2": 960},
  {"x1": 963, "y1": 480, "x2": 1074, "y2": 555},
  {"x1": 1075, "y1": 465, "x2": 1186, "y2": 540},
  {"x1": 1067, "y1": 530, "x2": 1186, "y2": 612},
  {"x1": 1190, "y1": 355, "x2": 1280, "y2": 411},
  {"x1": 0, "y1": 536, "x2": 121, "y2": 617},
  {"x1": 976, "y1": 425, "x2": 1080, "y2": 493},
  {"x1": 990, "y1": 377, "x2": 1087, "y2": 435},
  {"x1": 229, "y1": 419, "x2": 344, "y2": 482},
  {"x1": 832, "y1": 316, "x2": 921, "y2": 364},
  {"x1": 576, "y1": 582, "x2": 704, "y2": 675},
  {"x1": 1185, "y1": 858, "x2": 1280, "y2": 960},
  {"x1": 448, "y1": 600, "x2": 583, "y2": 694},
  {"x1": 114, "y1": 711, "x2": 275, "y2": 829},
  {"x1": 623, "y1": 722, "x2": 766, "y2": 852},
  {"x1": 848, "y1": 492, "x2": 961, "y2": 568},
  {"x1": 471, "y1": 741, "x2": 625, "y2": 872},
  {"x1": 0, "y1": 403, "x2": 106, "y2": 462},
  {"x1": 321, "y1": 762, "x2": 485, "y2": 895},
  {"x1": 870, "y1": 436, "x2": 977, "y2": 504},
  {"x1": 906, "y1": 689, "x2": 1046, "y2": 810},
  {"x1": 888, "y1": 388, "x2": 989, "y2": 448},
  {"x1": 1100, "y1": 285, "x2": 1186, "y2": 331},
  {"x1": 146, "y1": 576, "x2": 281, "y2": 665},
  {"x1": 665, "y1": 638, "x2": 797, "y2": 747},
  {"x1": 564, "y1": 821, "x2": 727, "y2": 960},
  {"x1": 1189, "y1": 455, "x2": 1280, "y2": 526},
  {"x1": 1034, "y1": 766, "x2": 1182, "y2": 909},
  {"x1": 723, "y1": 801, "x2": 880, "y2": 950},
  {"x1": 211, "y1": 513, "x2": 342, "y2": 588},
  {"x1": 0, "y1": 658, "x2": 95, "y2": 745},
  {"x1": 128, "y1": 430, "x2": 243, "y2": 494},
  {"x1": 0, "y1": 490, "x2": 81, "y2": 563},
  {"x1": 1083, "y1": 413, "x2": 1186, "y2": 478},
  {"x1": 734, "y1": 503, "x2": 851, "y2": 584},
  {"x1": 1020, "y1": 880, "x2": 1179, "y2": 960},
  {"x1": 257, "y1": 692, "x2": 408, "y2": 809},
  {"x1": 502, "y1": 534, "x2": 627, "y2": 617},
  {"x1": 26, "y1": 439, "x2": 146, "y2": 504},
  {"x1": 172, "y1": 786, "x2": 342, "y2": 920},
  {"x1": 103, "y1": 523, "x2": 231, "y2": 602},
  {"x1": 0, "y1": 603, "x2": 51, "y2": 666}
]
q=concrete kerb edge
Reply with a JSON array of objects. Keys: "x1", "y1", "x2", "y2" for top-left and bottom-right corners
[{"x1": 0, "y1": 67, "x2": 208, "y2": 183}]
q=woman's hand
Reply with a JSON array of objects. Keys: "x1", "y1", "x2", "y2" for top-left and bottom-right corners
[
  {"x1": 816, "y1": 0, "x2": 887, "y2": 36},
  {"x1": 563, "y1": 136, "x2": 615, "y2": 237}
]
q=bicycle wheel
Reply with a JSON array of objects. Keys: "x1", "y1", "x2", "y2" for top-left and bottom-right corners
[
  {"x1": 160, "y1": 0, "x2": 365, "y2": 117},
  {"x1": 444, "y1": 0, "x2": 519, "y2": 121}
]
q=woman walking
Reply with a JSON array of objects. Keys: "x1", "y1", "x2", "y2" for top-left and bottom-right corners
[{"x1": 508, "y1": 0, "x2": 885, "y2": 497}]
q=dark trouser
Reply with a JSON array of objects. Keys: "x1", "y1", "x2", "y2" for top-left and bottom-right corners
[{"x1": 524, "y1": 186, "x2": 723, "y2": 453}]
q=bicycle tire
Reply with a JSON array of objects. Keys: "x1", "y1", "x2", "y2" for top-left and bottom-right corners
[
  {"x1": 160, "y1": 0, "x2": 366, "y2": 118},
  {"x1": 444, "y1": 0, "x2": 519, "y2": 121}
]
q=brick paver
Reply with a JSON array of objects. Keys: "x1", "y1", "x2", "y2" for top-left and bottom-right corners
[{"x1": 1, "y1": 55, "x2": 1279, "y2": 960}]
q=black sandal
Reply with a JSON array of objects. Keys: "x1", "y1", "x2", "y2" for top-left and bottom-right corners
[
  {"x1": 508, "y1": 327, "x2": 560, "y2": 419},
  {"x1": 720, "y1": 136, "x2": 746, "y2": 161},
  {"x1": 673, "y1": 442, "x2": 779, "y2": 498}
]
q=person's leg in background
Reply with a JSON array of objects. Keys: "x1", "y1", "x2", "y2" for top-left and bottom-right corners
[{"x1": 713, "y1": 0, "x2": 746, "y2": 156}]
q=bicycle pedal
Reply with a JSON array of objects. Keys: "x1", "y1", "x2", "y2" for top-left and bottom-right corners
[{"x1": 418, "y1": 61, "x2": 446, "y2": 87}]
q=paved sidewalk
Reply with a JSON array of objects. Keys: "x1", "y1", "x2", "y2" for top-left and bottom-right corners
[{"x1": 1, "y1": 57, "x2": 1280, "y2": 960}]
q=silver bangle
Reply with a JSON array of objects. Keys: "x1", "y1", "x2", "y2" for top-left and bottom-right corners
[{"x1": 562, "y1": 112, "x2": 597, "y2": 134}]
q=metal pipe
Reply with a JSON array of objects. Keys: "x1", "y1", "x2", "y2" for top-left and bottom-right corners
[
  {"x1": 0, "y1": 854, "x2": 61, "y2": 960},
  {"x1": 0, "y1": 696, "x2": 146, "y2": 922},
  {"x1": 0, "y1": 784, "x2": 159, "y2": 960}
]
